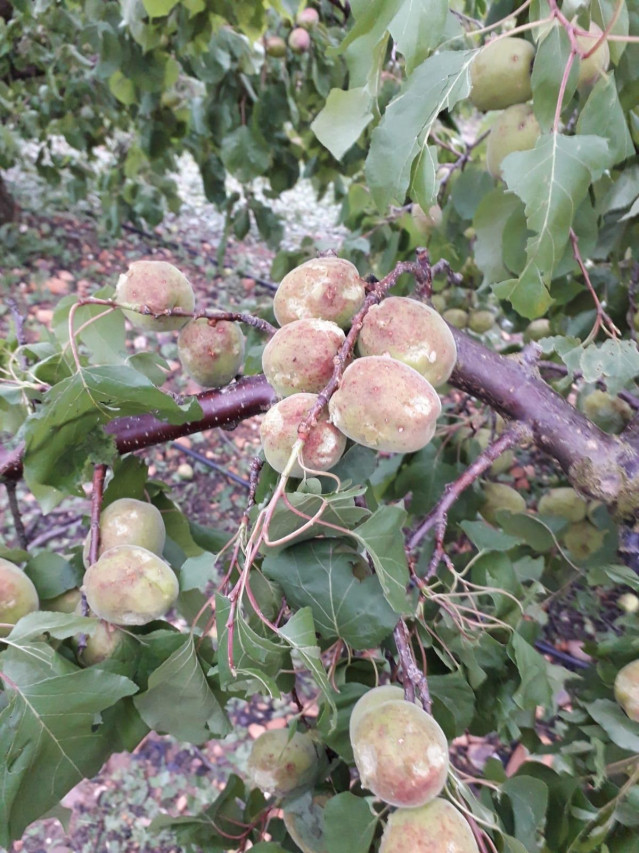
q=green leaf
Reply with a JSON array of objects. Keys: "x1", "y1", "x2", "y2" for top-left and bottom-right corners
[
  {"x1": 220, "y1": 125, "x2": 271, "y2": 184},
  {"x1": 389, "y1": 0, "x2": 448, "y2": 73},
  {"x1": 311, "y1": 87, "x2": 374, "y2": 161},
  {"x1": 263, "y1": 539, "x2": 397, "y2": 649},
  {"x1": 6, "y1": 612, "x2": 97, "y2": 643},
  {"x1": 579, "y1": 339, "x2": 639, "y2": 395},
  {"x1": 502, "y1": 776, "x2": 549, "y2": 852},
  {"x1": 141, "y1": 0, "x2": 179, "y2": 16},
  {"x1": 324, "y1": 792, "x2": 378, "y2": 853},
  {"x1": 134, "y1": 635, "x2": 230, "y2": 743},
  {"x1": 429, "y1": 671, "x2": 476, "y2": 738},
  {"x1": 108, "y1": 70, "x2": 136, "y2": 106},
  {"x1": 278, "y1": 608, "x2": 336, "y2": 721},
  {"x1": 24, "y1": 552, "x2": 82, "y2": 599},
  {"x1": 577, "y1": 75, "x2": 634, "y2": 166},
  {"x1": 509, "y1": 633, "x2": 568, "y2": 711},
  {"x1": 586, "y1": 699, "x2": 639, "y2": 752},
  {"x1": 474, "y1": 188, "x2": 525, "y2": 285},
  {"x1": 460, "y1": 520, "x2": 523, "y2": 552},
  {"x1": 352, "y1": 505, "x2": 413, "y2": 614},
  {"x1": 0, "y1": 643, "x2": 141, "y2": 846},
  {"x1": 365, "y1": 50, "x2": 475, "y2": 211},
  {"x1": 531, "y1": 24, "x2": 579, "y2": 130}
]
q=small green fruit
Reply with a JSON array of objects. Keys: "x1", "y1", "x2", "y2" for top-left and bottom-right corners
[
  {"x1": 379, "y1": 798, "x2": 479, "y2": 853},
  {"x1": 442, "y1": 308, "x2": 469, "y2": 329},
  {"x1": 265, "y1": 36, "x2": 287, "y2": 57},
  {"x1": 576, "y1": 24, "x2": 610, "y2": 89},
  {"x1": 247, "y1": 729, "x2": 320, "y2": 797},
  {"x1": 480, "y1": 482, "x2": 526, "y2": 524},
  {"x1": 468, "y1": 310, "x2": 495, "y2": 333},
  {"x1": 85, "y1": 498, "x2": 166, "y2": 566},
  {"x1": 41, "y1": 588, "x2": 82, "y2": 613},
  {"x1": 0, "y1": 558, "x2": 39, "y2": 637},
  {"x1": 523, "y1": 318, "x2": 551, "y2": 341},
  {"x1": 618, "y1": 593, "x2": 639, "y2": 614},
  {"x1": 581, "y1": 390, "x2": 632, "y2": 434},
  {"x1": 614, "y1": 659, "x2": 639, "y2": 722},
  {"x1": 115, "y1": 260, "x2": 195, "y2": 332},
  {"x1": 470, "y1": 37, "x2": 535, "y2": 112},
  {"x1": 538, "y1": 487, "x2": 587, "y2": 522},
  {"x1": 486, "y1": 104, "x2": 541, "y2": 179},
  {"x1": 563, "y1": 521, "x2": 605, "y2": 560},
  {"x1": 79, "y1": 619, "x2": 126, "y2": 666},
  {"x1": 177, "y1": 317, "x2": 245, "y2": 388}
]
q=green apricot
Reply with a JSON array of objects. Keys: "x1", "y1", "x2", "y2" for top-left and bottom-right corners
[
  {"x1": 328, "y1": 356, "x2": 442, "y2": 454},
  {"x1": 538, "y1": 487, "x2": 587, "y2": 522},
  {"x1": 576, "y1": 24, "x2": 610, "y2": 88},
  {"x1": 41, "y1": 587, "x2": 82, "y2": 613},
  {"x1": 0, "y1": 558, "x2": 39, "y2": 637},
  {"x1": 379, "y1": 798, "x2": 479, "y2": 853},
  {"x1": 115, "y1": 260, "x2": 195, "y2": 332},
  {"x1": 177, "y1": 317, "x2": 245, "y2": 388},
  {"x1": 78, "y1": 619, "x2": 126, "y2": 667},
  {"x1": 247, "y1": 729, "x2": 320, "y2": 797},
  {"x1": 442, "y1": 308, "x2": 469, "y2": 329},
  {"x1": 470, "y1": 37, "x2": 535, "y2": 112},
  {"x1": 430, "y1": 294, "x2": 447, "y2": 313},
  {"x1": 581, "y1": 390, "x2": 632, "y2": 434},
  {"x1": 480, "y1": 482, "x2": 526, "y2": 524},
  {"x1": 260, "y1": 393, "x2": 346, "y2": 478},
  {"x1": 262, "y1": 318, "x2": 345, "y2": 397},
  {"x1": 83, "y1": 544, "x2": 179, "y2": 626},
  {"x1": 274, "y1": 257, "x2": 365, "y2": 329},
  {"x1": 84, "y1": 498, "x2": 166, "y2": 566},
  {"x1": 358, "y1": 297, "x2": 457, "y2": 388},
  {"x1": 523, "y1": 318, "x2": 551, "y2": 341},
  {"x1": 468, "y1": 310, "x2": 495, "y2": 333},
  {"x1": 563, "y1": 521, "x2": 605, "y2": 560},
  {"x1": 614, "y1": 659, "x2": 639, "y2": 722},
  {"x1": 350, "y1": 699, "x2": 449, "y2": 807},
  {"x1": 265, "y1": 36, "x2": 287, "y2": 57},
  {"x1": 283, "y1": 794, "x2": 330, "y2": 853},
  {"x1": 486, "y1": 104, "x2": 541, "y2": 179}
]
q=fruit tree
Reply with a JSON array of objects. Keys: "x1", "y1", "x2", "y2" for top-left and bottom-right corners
[{"x1": 1, "y1": 1, "x2": 639, "y2": 851}]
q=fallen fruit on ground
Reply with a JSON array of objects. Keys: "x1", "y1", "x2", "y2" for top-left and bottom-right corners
[
  {"x1": 0, "y1": 558, "x2": 39, "y2": 637},
  {"x1": 247, "y1": 729, "x2": 320, "y2": 797},
  {"x1": 329, "y1": 356, "x2": 441, "y2": 453},
  {"x1": 350, "y1": 698, "x2": 449, "y2": 807},
  {"x1": 115, "y1": 260, "x2": 195, "y2": 331},
  {"x1": 83, "y1": 545, "x2": 179, "y2": 626},
  {"x1": 357, "y1": 297, "x2": 457, "y2": 387},
  {"x1": 260, "y1": 392, "x2": 346, "y2": 477},
  {"x1": 379, "y1": 797, "x2": 479, "y2": 853},
  {"x1": 614, "y1": 659, "x2": 639, "y2": 722},
  {"x1": 177, "y1": 317, "x2": 245, "y2": 388},
  {"x1": 486, "y1": 104, "x2": 541, "y2": 178},
  {"x1": 470, "y1": 36, "x2": 535, "y2": 111},
  {"x1": 262, "y1": 318, "x2": 345, "y2": 396},
  {"x1": 273, "y1": 257, "x2": 365, "y2": 328}
]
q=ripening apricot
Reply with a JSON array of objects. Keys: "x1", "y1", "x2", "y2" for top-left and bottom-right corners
[
  {"x1": 379, "y1": 798, "x2": 479, "y2": 853},
  {"x1": 260, "y1": 392, "x2": 347, "y2": 477},
  {"x1": 289, "y1": 27, "x2": 311, "y2": 53},
  {"x1": 358, "y1": 298, "x2": 457, "y2": 388},
  {"x1": 349, "y1": 685, "x2": 406, "y2": 745},
  {"x1": 262, "y1": 318, "x2": 345, "y2": 396},
  {"x1": 83, "y1": 545, "x2": 179, "y2": 626},
  {"x1": 328, "y1": 356, "x2": 441, "y2": 454},
  {"x1": 486, "y1": 104, "x2": 541, "y2": 179},
  {"x1": 247, "y1": 729, "x2": 320, "y2": 797},
  {"x1": 115, "y1": 260, "x2": 195, "y2": 331},
  {"x1": 614, "y1": 659, "x2": 639, "y2": 722},
  {"x1": 265, "y1": 36, "x2": 287, "y2": 57},
  {"x1": 177, "y1": 317, "x2": 245, "y2": 388},
  {"x1": 470, "y1": 37, "x2": 535, "y2": 112},
  {"x1": 0, "y1": 558, "x2": 39, "y2": 637},
  {"x1": 274, "y1": 257, "x2": 365, "y2": 329},
  {"x1": 297, "y1": 7, "x2": 319, "y2": 29},
  {"x1": 350, "y1": 699, "x2": 449, "y2": 807}
]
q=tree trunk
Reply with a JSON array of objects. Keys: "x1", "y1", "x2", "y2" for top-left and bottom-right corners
[{"x1": 0, "y1": 173, "x2": 18, "y2": 224}]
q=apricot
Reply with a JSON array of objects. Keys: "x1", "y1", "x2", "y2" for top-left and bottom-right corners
[
  {"x1": 247, "y1": 729, "x2": 320, "y2": 797},
  {"x1": 115, "y1": 260, "x2": 195, "y2": 331},
  {"x1": 0, "y1": 558, "x2": 39, "y2": 637},
  {"x1": 480, "y1": 482, "x2": 526, "y2": 524},
  {"x1": 41, "y1": 587, "x2": 82, "y2": 613},
  {"x1": 297, "y1": 8, "x2": 319, "y2": 29},
  {"x1": 563, "y1": 520, "x2": 605, "y2": 560},
  {"x1": 614, "y1": 660, "x2": 639, "y2": 722},
  {"x1": 328, "y1": 356, "x2": 441, "y2": 454},
  {"x1": 289, "y1": 27, "x2": 311, "y2": 53},
  {"x1": 349, "y1": 685, "x2": 405, "y2": 742},
  {"x1": 468, "y1": 310, "x2": 495, "y2": 333},
  {"x1": 274, "y1": 257, "x2": 365, "y2": 329},
  {"x1": 379, "y1": 798, "x2": 479, "y2": 853},
  {"x1": 83, "y1": 545, "x2": 179, "y2": 626},
  {"x1": 581, "y1": 390, "x2": 632, "y2": 434},
  {"x1": 523, "y1": 318, "x2": 551, "y2": 341},
  {"x1": 538, "y1": 487, "x2": 587, "y2": 522},
  {"x1": 265, "y1": 36, "x2": 287, "y2": 57},
  {"x1": 470, "y1": 37, "x2": 535, "y2": 112},
  {"x1": 262, "y1": 318, "x2": 345, "y2": 396},
  {"x1": 357, "y1": 298, "x2": 457, "y2": 388},
  {"x1": 442, "y1": 308, "x2": 468, "y2": 329},
  {"x1": 260, "y1": 392, "x2": 346, "y2": 477},
  {"x1": 576, "y1": 24, "x2": 610, "y2": 88},
  {"x1": 84, "y1": 498, "x2": 166, "y2": 566},
  {"x1": 350, "y1": 699, "x2": 449, "y2": 807},
  {"x1": 78, "y1": 619, "x2": 126, "y2": 667},
  {"x1": 486, "y1": 104, "x2": 541, "y2": 179},
  {"x1": 177, "y1": 317, "x2": 245, "y2": 388}
]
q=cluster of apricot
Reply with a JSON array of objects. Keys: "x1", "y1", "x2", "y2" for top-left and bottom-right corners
[
  {"x1": 260, "y1": 255, "x2": 457, "y2": 477},
  {"x1": 469, "y1": 26, "x2": 609, "y2": 178},
  {"x1": 264, "y1": 6, "x2": 318, "y2": 58}
]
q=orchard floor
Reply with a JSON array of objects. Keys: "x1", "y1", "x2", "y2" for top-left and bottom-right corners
[{"x1": 0, "y1": 166, "x2": 628, "y2": 853}]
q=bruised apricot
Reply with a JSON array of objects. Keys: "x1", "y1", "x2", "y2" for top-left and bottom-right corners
[
  {"x1": 379, "y1": 798, "x2": 479, "y2": 853},
  {"x1": 247, "y1": 729, "x2": 320, "y2": 797},
  {"x1": 115, "y1": 260, "x2": 195, "y2": 331},
  {"x1": 274, "y1": 257, "x2": 365, "y2": 329},
  {"x1": 0, "y1": 558, "x2": 39, "y2": 637},
  {"x1": 358, "y1": 297, "x2": 457, "y2": 387},
  {"x1": 350, "y1": 699, "x2": 449, "y2": 807},
  {"x1": 262, "y1": 319, "x2": 345, "y2": 396},
  {"x1": 328, "y1": 356, "x2": 441, "y2": 454},
  {"x1": 177, "y1": 317, "x2": 245, "y2": 388},
  {"x1": 260, "y1": 392, "x2": 346, "y2": 477},
  {"x1": 470, "y1": 37, "x2": 535, "y2": 112},
  {"x1": 83, "y1": 545, "x2": 178, "y2": 626}
]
